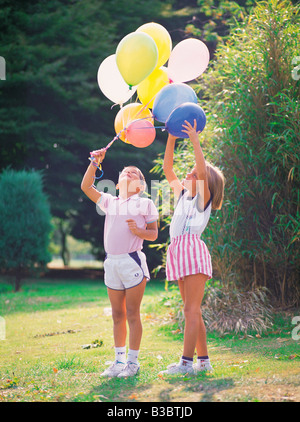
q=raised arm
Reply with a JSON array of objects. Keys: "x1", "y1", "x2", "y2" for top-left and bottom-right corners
[
  {"x1": 182, "y1": 120, "x2": 211, "y2": 207},
  {"x1": 81, "y1": 148, "x2": 106, "y2": 204},
  {"x1": 162, "y1": 133, "x2": 184, "y2": 198}
]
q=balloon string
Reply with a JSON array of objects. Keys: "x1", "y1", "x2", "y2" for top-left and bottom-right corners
[
  {"x1": 123, "y1": 123, "x2": 165, "y2": 130},
  {"x1": 135, "y1": 89, "x2": 160, "y2": 120},
  {"x1": 123, "y1": 115, "x2": 166, "y2": 130},
  {"x1": 103, "y1": 133, "x2": 120, "y2": 151},
  {"x1": 88, "y1": 87, "x2": 167, "y2": 181},
  {"x1": 88, "y1": 130, "x2": 122, "y2": 181},
  {"x1": 88, "y1": 156, "x2": 104, "y2": 180}
]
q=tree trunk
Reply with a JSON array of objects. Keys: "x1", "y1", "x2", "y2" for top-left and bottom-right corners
[
  {"x1": 14, "y1": 273, "x2": 22, "y2": 292},
  {"x1": 58, "y1": 220, "x2": 70, "y2": 266}
]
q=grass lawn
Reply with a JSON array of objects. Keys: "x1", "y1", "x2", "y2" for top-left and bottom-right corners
[{"x1": 0, "y1": 276, "x2": 299, "y2": 403}]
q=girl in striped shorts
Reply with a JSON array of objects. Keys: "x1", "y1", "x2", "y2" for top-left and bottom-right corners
[{"x1": 160, "y1": 119, "x2": 224, "y2": 375}]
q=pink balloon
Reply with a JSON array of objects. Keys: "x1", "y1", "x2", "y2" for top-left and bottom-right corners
[
  {"x1": 167, "y1": 38, "x2": 210, "y2": 83},
  {"x1": 126, "y1": 119, "x2": 156, "y2": 148}
]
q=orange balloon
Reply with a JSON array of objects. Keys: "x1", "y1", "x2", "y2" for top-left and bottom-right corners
[{"x1": 114, "y1": 103, "x2": 153, "y2": 142}]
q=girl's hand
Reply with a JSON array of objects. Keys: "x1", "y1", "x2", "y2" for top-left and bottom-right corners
[
  {"x1": 126, "y1": 219, "x2": 139, "y2": 236},
  {"x1": 181, "y1": 119, "x2": 201, "y2": 142},
  {"x1": 90, "y1": 148, "x2": 106, "y2": 165}
]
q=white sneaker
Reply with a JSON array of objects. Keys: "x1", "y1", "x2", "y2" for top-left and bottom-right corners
[
  {"x1": 117, "y1": 362, "x2": 140, "y2": 377},
  {"x1": 194, "y1": 360, "x2": 213, "y2": 372},
  {"x1": 100, "y1": 361, "x2": 125, "y2": 377},
  {"x1": 159, "y1": 362, "x2": 195, "y2": 375}
]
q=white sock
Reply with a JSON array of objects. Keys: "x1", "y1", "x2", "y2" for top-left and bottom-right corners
[
  {"x1": 127, "y1": 348, "x2": 139, "y2": 365},
  {"x1": 197, "y1": 356, "x2": 210, "y2": 368},
  {"x1": 180, "y1": 356, "x2": 193, "y2": 368},
  {"x1": 115, "y1": 346, "x2": 126, "y2": 364}
]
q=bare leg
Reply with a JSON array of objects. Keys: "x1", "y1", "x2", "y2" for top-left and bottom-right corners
[
  {"x1": 125, "y1": 277, "x2": 146, "y2": 350},
  {"x1": 178, "y1": 273, "x2": 208, "y2": 358},
  {"x1": 107, "y1": 288, "x2": 127, "y2": 347}
]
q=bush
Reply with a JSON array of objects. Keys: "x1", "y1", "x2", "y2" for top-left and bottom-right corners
[
  {"x1": 201, "y1": 0, "x2": 300, "y2": 306},
  {"x1": 160, "y1": 284, "x2": 274, "y2": 336},
  {"x1": 0, "y1": 169, "x2": 52, "y2": 291},
  {"x1": 202, "y1": 286, "x2": 274, "y2": 335},
  {"x1": 152, "y1": 0, "x2": 300, "y2": 306}
]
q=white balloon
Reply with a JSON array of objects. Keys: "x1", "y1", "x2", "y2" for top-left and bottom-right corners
[
  {"x1": 167, "y1": 39, "x2": 210, "y2": 83},
  {"x1": 97, "y1": 54, "x2": 137, "y2": 105}
]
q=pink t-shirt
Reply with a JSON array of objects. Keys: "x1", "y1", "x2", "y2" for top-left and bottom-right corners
[{"x1": 97, "y1": 193, "x2": 158, "y2": 255}]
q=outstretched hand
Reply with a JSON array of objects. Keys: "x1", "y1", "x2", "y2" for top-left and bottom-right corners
[
  {"x1": 181, "y1": 119, "x2": 201, "y2": 141},
  {"x1": 90, "y1": 148, "x2": 106, "y2": 165}
]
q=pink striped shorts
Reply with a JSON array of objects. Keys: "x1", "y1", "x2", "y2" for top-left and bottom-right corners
[{"x1": 166, "y1": 234, "x2": 212, "y2": 281}]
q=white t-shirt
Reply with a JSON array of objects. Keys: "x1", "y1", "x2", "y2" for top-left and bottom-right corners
[{"x1": 170, "y1": 189, "x2": 211, "y2": 239}]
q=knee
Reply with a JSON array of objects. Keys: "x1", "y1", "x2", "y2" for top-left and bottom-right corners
[
  {"x1": 126, "y1": 307, "x2": 140, "y2": 325},
  {"x1": 112, "y1": 308, "x2": 126, "y2": 324},
  {"x1": 184, "y1": 305, "x2": 201, "y2": 322}
]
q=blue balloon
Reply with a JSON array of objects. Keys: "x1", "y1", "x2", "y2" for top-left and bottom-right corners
[
  {"x1": 165, "y1": 102, "x2": 206, "y2": 138},
  {"x1": 152, "y1": 83, "x2": 198, "y2": 123}
]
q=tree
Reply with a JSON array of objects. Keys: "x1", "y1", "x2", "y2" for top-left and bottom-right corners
[
  {"x1": 2, "y1": 0, "x2": 280, "y2": 269},
  {"x1": 0, "y1": 169, "x2": 52, "y2": 291},
  {"x1": 0, "y1": 0, "x2": 167, "y2": 263}
]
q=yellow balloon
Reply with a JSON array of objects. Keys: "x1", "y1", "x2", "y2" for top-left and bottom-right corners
[
  {"x1": 137, "y1": 66, "x2": 170, "y2": 109},
  {"x1": 114, "y1": 103, "x2": 153, "y2": 142},
  {"x1": 116, "y1": 32, "x2": 158, "y2": 87},
  {"x1": 136, "y1": 22, "x2": 172, "y2": 69}
]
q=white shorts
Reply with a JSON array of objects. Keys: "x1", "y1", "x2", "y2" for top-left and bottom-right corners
[{"x1": 104, "y1": 250, "x2": 150, "y2": 290}]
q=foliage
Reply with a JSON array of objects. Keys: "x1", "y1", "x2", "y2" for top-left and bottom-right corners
[
  {"x1": 0, "y1": 0, "x2": 167, "y2": 262},
  {"x1": 183, "y1": 0, "x2": 256, "y2": 43},
  {"x1": 202, "y1": 286, "x2": 274, "y2": 335},
  {"x1": 202, "y1": 0, "x2": 300, "y2": 306},
  {"x1": 0, "y1": 169, "x2": 52, "y2": 290},
  {"x1": 0, "y1": 0, "x2": 267, "y2": 265},
  {"x1": 159, "y1": 284, "x2": 274, "y2": 336},
  {"x1": 152, "y1": 0, "x2": 300, "y2": 306}
]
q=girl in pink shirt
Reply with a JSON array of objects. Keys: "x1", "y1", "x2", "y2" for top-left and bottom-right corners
[{"x1": 81, "y1": 149, "x2": 158, "y2": 377}]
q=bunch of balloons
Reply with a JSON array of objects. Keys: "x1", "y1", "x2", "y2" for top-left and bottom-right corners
[{"x1": 97, "y1": 22, "x2": 210, "y2": 148}]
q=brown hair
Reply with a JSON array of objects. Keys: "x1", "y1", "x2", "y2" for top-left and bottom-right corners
[{"x1": 206, "y1": 162, "x2": 225, "y2": 210}]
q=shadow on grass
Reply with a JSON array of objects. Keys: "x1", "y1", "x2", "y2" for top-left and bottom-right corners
[
  {"x1": 87, "y1": 371, "x2": 235, "y2": 403},
  {"x1": 158, "y1": 373, "x2": 235, "y2": 402},
  {"x1": 87, "y1": 375, "x2": 151, "y2": 402}
]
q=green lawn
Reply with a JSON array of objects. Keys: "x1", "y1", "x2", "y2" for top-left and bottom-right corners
[{"x1": 0, "y1": 277, "x2": 299, "y2": 402}]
